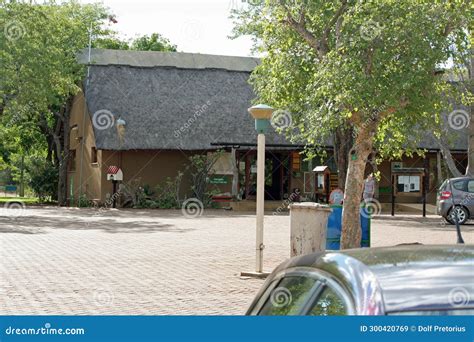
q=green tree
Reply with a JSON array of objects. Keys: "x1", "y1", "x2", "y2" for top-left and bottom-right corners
[
  {"x1": 94, "y1": 32, "x2": 177, "y2": 52},
  {"x1": 130, "y1": 33, "x2": 177, "y2": 52},
  {"x1": 93, "y1": 36, "x2": 130, "y2": 50},
  {"x1": 28, "y1": 156, "x2": 58, "y2": 201},
  {"x1": 233, "y1": 0, "x2": 470, "y2": 248},
  {"x1": 1, "y1": 0, "x2": 111, "y2": 204}
]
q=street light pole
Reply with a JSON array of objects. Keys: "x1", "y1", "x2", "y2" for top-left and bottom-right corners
[
  {"x1": 241, "y1": 104, "x2": 274, "y2": 277},
  {"x1": 256, "y1": 132, "x2": 265, "y2": 272}
]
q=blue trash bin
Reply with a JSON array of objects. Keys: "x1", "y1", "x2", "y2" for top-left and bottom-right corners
[{"x1": 326, "y1": 204, "x2": 371, "y2": 250}]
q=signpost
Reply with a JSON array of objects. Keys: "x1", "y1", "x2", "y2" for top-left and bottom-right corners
[
  {"x1": 391, "y1": 167, "x2": 425, "y2": 217},
  {"x1": 209, "y1": 176, "x2": 228, "y2": 184},
  {"x1": 106, "y1": 166, "x2": 123, "y2": 208}
]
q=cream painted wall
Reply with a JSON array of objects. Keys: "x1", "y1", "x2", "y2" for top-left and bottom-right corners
[{"x1": 68, "y1": 91, "x2": 102, "y2": 204}]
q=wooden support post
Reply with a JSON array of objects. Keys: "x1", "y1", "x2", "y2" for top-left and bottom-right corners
[
  {"x1": 245, "y1": 152, "x2": 250, "y2": 199},
  {"x1": 391, "y1": 175, "x2": 395, "y2": 216},
  {"x1": 231, "y1": 147, "x2": 238, "y2": 199},
  {"x1": 422, "y1": 157, "x2": 429, "y2": 217},
  {"x1": 112, "y1": 180, "x2": 117, "y2": 208}
]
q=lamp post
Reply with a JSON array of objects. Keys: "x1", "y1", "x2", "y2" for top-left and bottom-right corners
[{"x1": 247, "y1": 104, "x2": 274, "y2": 274}]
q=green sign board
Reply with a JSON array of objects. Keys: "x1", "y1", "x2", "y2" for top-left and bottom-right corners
[
  {"x1": 209, "y1": 176, "x2": 228, "y2": 184},
  {"x1": 379, "y1": 186, "x2": 392, "y2": 193}
]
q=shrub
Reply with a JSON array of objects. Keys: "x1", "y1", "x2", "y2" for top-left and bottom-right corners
[
  {"x1": 154, "y1": 174, "x2": 183, "y2": 209},
  {"x1": 77, "y1": 194, "x2": 93, "y2": 207},
  {"x1": 185, "y1": 151, "x2": 223, "y2": 207},
  {"x1": 28, "y1": 159, "x2": 58, "y2": 202}
]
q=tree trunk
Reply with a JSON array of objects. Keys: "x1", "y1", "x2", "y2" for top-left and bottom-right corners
[
  {"x1": 466, "y1": 108, "x2": 474, "y2": 176},
  {"x1": 56, "y1": 98, "x2": 73, "y2": 206},
  {"x1": 57, "y1": 125, "x2": 69, "y2": 206},
  {"x1": 368, "y1": 152, "x2": 379, "y2": 198},
  {"x1": 334, "y1": 126, "x2": 352, "y2": 189},
  {"x1": 437, "y1": 138, "x2": 462, "y2": 177},
  {"x1": 341, "y1": 127, "x2": 373, "y2": 249},
  {"x1": 464, "y1": 51, "x2": 474, "y2": 176}
]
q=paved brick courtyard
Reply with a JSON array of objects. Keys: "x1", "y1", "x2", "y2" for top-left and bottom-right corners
[{"x1": 1, "y1": 207, "x2": 472, "y2": 315}]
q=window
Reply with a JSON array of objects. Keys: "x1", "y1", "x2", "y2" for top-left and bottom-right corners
[
  {"x1": 308, "y1": 286, "x2": 348, "y2": 316},
  {"x1": 258, "y1": 276, "x2": 317, "y2": 315},
  {"x1": 467, "y1": 180, "x2": 474, "y2": 193},
  {"x1": 68, "y1": 150, "x2": 76, "y2": 172},
  {"x1": 317, "y1": 174, "x2": 324, "y2": 189},
  {"x1": 291, "y1": 152, "x2": 301, "y2": 171},
  {"x1": 397, "y1": 175, "x2": 420, "y2": 192},
  {"x1": 453, "y1": 180, "x2": 467, "y2": 191},
  {"x1": 91, "y1": 147, "x2": 98, "y2": 164},
  {"x1": 438, "y1": 180, "x2": 448, "y2": 191}
]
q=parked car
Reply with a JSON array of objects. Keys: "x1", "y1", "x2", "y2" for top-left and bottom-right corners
[
  {"x1": 437, "y1": 177, "x2": 474, "y2": 224},
  {"x1": 246, "y1": 245, "x2": 473, "y2": 315}
]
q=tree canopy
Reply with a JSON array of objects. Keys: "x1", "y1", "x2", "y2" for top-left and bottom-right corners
[
  {"x1": 1, "y1": 0, "x2": 177, "y2": 202},
  {"x1": 94, "y1": 32, "x2": 177, "y2": 52},
  {"x1": 232, "y1": 0, "x2": 471, "y2": 248}
]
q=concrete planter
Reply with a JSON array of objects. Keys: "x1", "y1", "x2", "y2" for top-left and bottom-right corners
[{"x1": 289, "y1": 202, "x2": 332, "y2": 257}]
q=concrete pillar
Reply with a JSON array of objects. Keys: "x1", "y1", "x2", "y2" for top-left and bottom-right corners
[{"x1": 289, "y1": 202, "x2": 332, "y2": 257}]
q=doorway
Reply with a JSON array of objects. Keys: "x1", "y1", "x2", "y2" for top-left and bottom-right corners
[{"x1": 240, "y1": 151, "x2": 290, "y2": 201}]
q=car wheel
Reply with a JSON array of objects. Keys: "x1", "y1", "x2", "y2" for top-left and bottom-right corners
[{"x1": 447, "y1": 206, "x2": 469, "y2": 225}]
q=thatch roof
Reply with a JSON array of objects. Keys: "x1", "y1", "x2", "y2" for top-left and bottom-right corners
[
  {"x1": 80, "y1": 49, "x2": 468, "y2": 152},
  {"x1": 82, "y1": 49, "x2": 291, "y2": 151}
]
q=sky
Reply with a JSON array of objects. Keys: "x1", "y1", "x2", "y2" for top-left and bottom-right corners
[{"x1": 79, "y1": 0, "x2": 256, "y2": 57}]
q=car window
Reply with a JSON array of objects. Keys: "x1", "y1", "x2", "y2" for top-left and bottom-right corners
[
  {"x1": 438, "y1": 180, "x2": 447, "y2": 191},
  {"x1": 308, "y1": 286, "x2": 348, "y2": 316},
  {"x1": 468, "y1": 180, "x2": 474, "y2": 193},
  {"x1": 258, "y1": 276, "x2": 317, "y2": 315},
  {"x1": 452, "y1": 180, "x2": 466, "y2": 191}
]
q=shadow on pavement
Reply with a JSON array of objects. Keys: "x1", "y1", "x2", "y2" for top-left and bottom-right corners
[{"x1": 0, "y1": 214, "x2": 183, "y2": 234}]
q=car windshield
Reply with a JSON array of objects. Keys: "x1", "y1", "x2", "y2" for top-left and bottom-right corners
[
  {"x1": 308, "y1": 286, "x2": 348, "y2": 316},
  {"x1": 258, "y1": 276, "x2": 317, "y2": 315}
]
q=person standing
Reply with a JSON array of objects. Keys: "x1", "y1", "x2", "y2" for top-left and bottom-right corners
[{"x1": 363, "y1": 173, "x2": 375, "y2": 203}]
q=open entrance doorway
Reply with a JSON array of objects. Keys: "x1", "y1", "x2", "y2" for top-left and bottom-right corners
[{"x1": 239, "y1": 151, "x2": 291, "y2": 201}]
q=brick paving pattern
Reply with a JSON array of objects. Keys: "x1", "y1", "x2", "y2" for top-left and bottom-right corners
[{"x1": 1, "y1": 208, "x2": 472, "y2": 315}]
